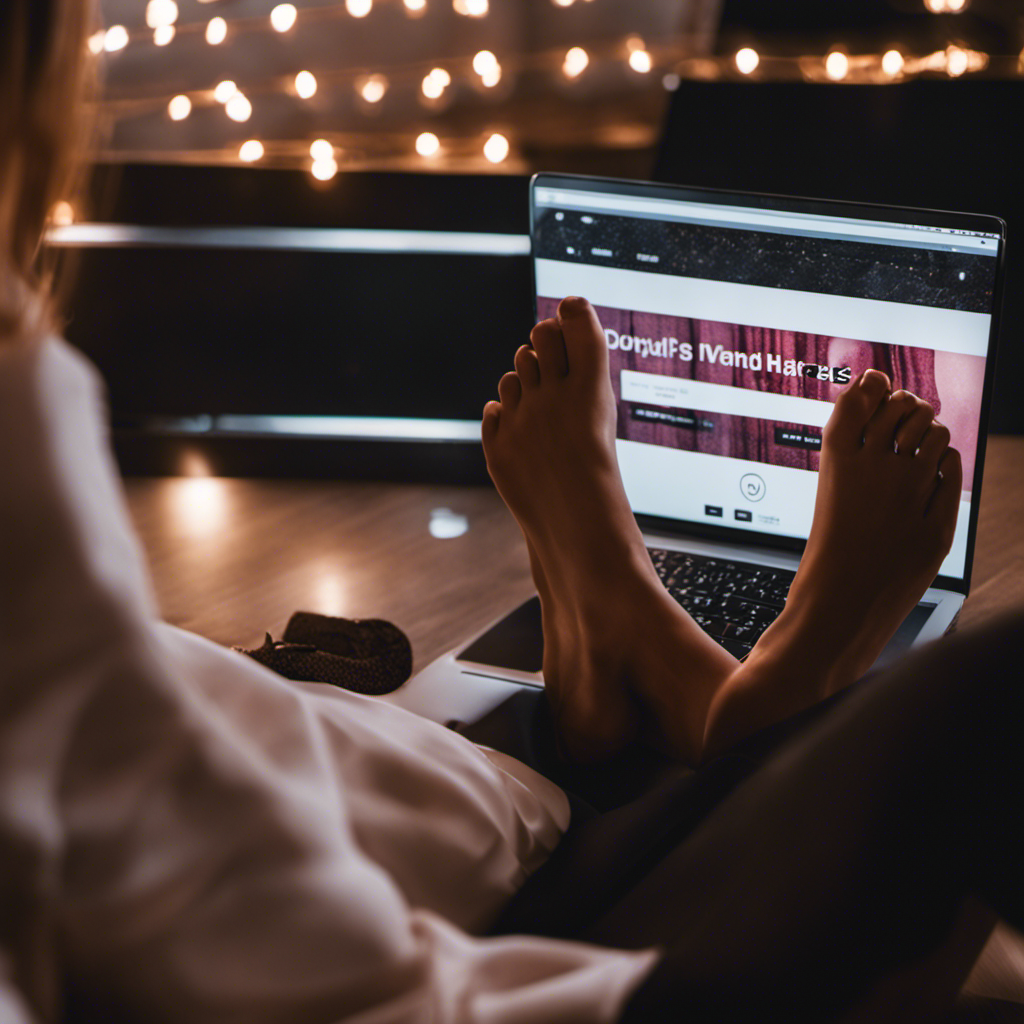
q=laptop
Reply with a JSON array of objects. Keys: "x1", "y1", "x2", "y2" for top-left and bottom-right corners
[{"x1": 388, "y1": 173, "x2": 1006, "y2": 725}]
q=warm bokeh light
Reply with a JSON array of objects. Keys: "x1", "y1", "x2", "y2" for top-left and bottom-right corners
[
  {"x1": 628, "y1": 48, "x2": 653, "y2": 73},
  {"x1": 165, "y1": 473, "x2": 231, "y2": 541},
  {"x1": 239, "y1": 139, "x2": 265, "y2": 162},
  {"x1": 310, "y1": 138, "x2": 334, "y2": 160},
  {"x1": 825, "y1": 50, "x2": 849, "y2": 80},
  {"x1": 104, "y1": 25, "x2": 129, "y2": 52},
  {"x1": 146, "y1": 0, "x2": 178, "y2": 29},
  {"x1": 153, "y1": 25, "x2": 176, "y2": 46},
  {"x1": 946, "y1": 44, "x2": 968, "y2": 76},
  {"x1": 205, "y1": 17, "x2": 227, "y2": 45},
  {"x1": 947, "y1": 0, "x2": 968, "y2": 10},
  {"x1": 483, "y1": 132, "x2": 509, "y2": 163},
  {"x1": 168, "y1": 94, "x2": 192, "y2": 120},
  {"x1": 88, "y1": 30, "x2": 106, "y2": 54},
  {"x1": 563, "y1": 46, "x2": 589, "y2": 77},
  {"x1": 225, "y1": 92, "x2": 252, "y2": 122},
  {"x1": 270, "y1": 3, "x2": 297, "y2": 31},
  {"x1": 552, "y1": 0, "x2": 575, "y2": 6},
  {"x1": 404, "y1": 0, "x2": 427, "y2": 9},
  {"x1": 312, "y1": 158, "x2": 339, "y2": 181},
  {"x1": 735, "y1": 47, "x2": 759, "y2": 74},
  {"x1": 422, "y1": 75, "x2": 443, "y2": 99},
  {"x1": 415, "y1": 131, "x2": 440, "y2": 156},
  {"x1": 882, "y1": 49, "x2": 904, "y2": 76},
  {"x1": 50, "y1": 201, "x2": 75, "y2": 227},
  {"x1": 295, "y1": 71, "x2": 318, "y2": 98},
  {"x1": 346, "y1": 0, "x2": 373, "y2": 16},
  {"x1": 662, "y1": 72, "x2": 681, "y2": 91},
  {"x1": 214, "y1": 79, "x2": 237, "y2": 103},
  {"x1": 453, "y1": 0, "x2": 488, "y2": 16},
  {"x1": 359, "y1": 74, "x2": 388, "y2": 103},
  {"x1": 473, "y1": 50, "x2": 497, "y2": 76}
]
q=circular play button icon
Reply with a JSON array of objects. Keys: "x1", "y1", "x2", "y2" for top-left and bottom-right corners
[{"x1": 739, "y1": 473, "x2": 766, "y2": 502}]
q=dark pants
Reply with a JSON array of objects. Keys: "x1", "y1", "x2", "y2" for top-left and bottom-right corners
[{"x1": 460, "y1": 610, "x2": 1024, "y2": 1022}]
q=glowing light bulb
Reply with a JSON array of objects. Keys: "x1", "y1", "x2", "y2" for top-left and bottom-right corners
[
  {"x1": 473, "y1": 50, "x2": 498, "y2": 76},
  {"x1": 404, "y1": 0, "x2": 427, "y2": 10},
  {"x1": 88, "y1": 30, "x2": 106, "y2": 54},
  {"x1": 206, "y1": 17, "x2": 227, "y2": 45},
  {"x1": 312, "y1": 158, "x2": 339, "y2": 181},
  {"x1": 270, "y1": 3, "x2": 297, "y2": 31},
  {"x1": 563, "y1": 46, "x2": 589, "y2": 77},
  {"x1": 104, "y1": 25, "x2": 129, "y2": 52},
  {"x1": 310, "y1": 138, "x2": 334, "y2": 160},
  {"x1": 430, "y1": 68, "x2": 451, "y2": 87},
  {"x1": 214, "y1": 79, "x2": 237, "y2": 103},
  {"x1": 359, "y1": 74, "x2": 388, "y2": 103},
  {"x1": 628, "y1": 49, "x2": 653, "y2": 73},
  {"x1": 295, "y1": 71, "x2": 318, "y2": 98},
  {"x1": 154, "y1": 24, "x2": 176, "y2": 45},
  {"x1": 168, "y1": 94, "x2": 192, "y2": 120},
  {"x1": 416, "y1": 131, "x2": 440, "y2": 156},
  {"x1": 735, "y1": 47, "x2": 759, "y2": 74},
  {"x1": 453, "y1": 0, "x2": 488, "y2": 15},
  {"x1": 239, "y1": 140, "x2": 264, "y2": 162},
  {"x1": 946, "y1": 44, "x2": 968, "y2": 76},
  {"x1": 422, "y1": 68, "x2": 450, "y2": 99},
  {"x1": 225, "y1": 92, "x2": 252, "y2": 122},
  {"x1": 51, "y1": 201, "x2": 75, "y2": 227},
  {"x1": 481, "y1": 65, "x2": 501, "y2": 87},
  {"x1": 346, "y1": 0, "x2": 372, "y2": 16},
  {"x1": 146, "y1": 0, "x2": 178, "y2": 28},
  {"x1": 483, "y1": 132, "x2": 509, "y2": 163},
  {"x1": 882, "y1": 49, "x2": 904, "y2": 76},
  {"x1": 825, "y1": 50, "x2": 849, "y2": 80}
]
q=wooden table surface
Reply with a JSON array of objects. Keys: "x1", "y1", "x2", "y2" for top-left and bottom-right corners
[{"x1": 124, "y1": 436, "x2": 1024, "y2": 665}]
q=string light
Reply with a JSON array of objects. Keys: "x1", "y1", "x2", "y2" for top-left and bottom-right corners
[
  {"x1": 628, "y1": 47, "x2": 653, "y2": 73},
  {"x1": 225, "y1": 92, "x2": 252, "y2": 122},
  {"x1": 346, "y1": 0, "x2": 373, "y2": 16},
  {"x1": 214, "y1": 79, "x2": 237, "y2": 103},
  {"x1": 416, "y1": 131, "x2": 440, "y2": 156},
  {"x1": 422, "y1": 67, "x2": 450, "y2": 98},
  {"x1": 735, "y1": 47, "x2": 759, "y2": 74},
  {"x1": 239, "y1": 140, "x2": 265, "y2": 162},
  {"x1": 472, "y1": 50, "x2": 501, "y2": 87},
  {"x1": 295, "y1": 71, "x2": 318, "y2": 98},
  {"x1": 311, "y1": 157, "x2": 339, "y2": 180},
  {"x1": 946, "y1": 43, "x2": 969, "y2": 76},
  {"x1": 552, "y1": 0, "x2": 575, "y2": 6},
  {"x1": 154, "y1": 25, "x2": 176, "y2": 45},
  {"x1": 825, "y1": 50, "x2": 849, "y2": 80},
  {"x1": 87, "y1": 30, "x2": 106, "y2": 54},
  {"x1": 483, "y1": 132, "x2": 509, "y2": 163},
  {"x1": 563, "y1": 46, "x2": 589, "y2": 78},
  {"x1": 146, "y1": 0, "x2": 179, "y2": 29},
  {"x1": 168, "y1": 94, "x2": 192, "y2": 120},
  {"x1": 205, "y1": 17, "x2": 227, "y2": 45},
  {"x1": 358, "y1": 74, "x2": 388, "y2": 103},
  {"x1": 925, "y1": 0, "x2": 969, "y2": 10},
  {"x1": 404, "y1": 0, "x2": 427, "y2": 11},
  {"x1": 882, "y1": 49, "x2": 904, "y2": 76},
  {"x1": 453, "y1": 0, "x2": 488, "y2": 16},
  {"x1": 103, "y1": 25, "x2": 129, "y2": 52},
  {"x1": 310, "y1": 138, "x2": 335, "y2": 160},
  {"x1": 270, "y1": 4, "x2": 297, "y2": 32}
]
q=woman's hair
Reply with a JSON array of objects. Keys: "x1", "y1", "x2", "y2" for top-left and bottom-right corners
[{"x1": 0, "y1": 0, "x2": 94, "y2": 339}]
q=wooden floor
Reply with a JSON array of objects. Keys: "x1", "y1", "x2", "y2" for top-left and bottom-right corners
[{"x1": 123, "y1": 434, "x2": 1024, "y2": 1016}]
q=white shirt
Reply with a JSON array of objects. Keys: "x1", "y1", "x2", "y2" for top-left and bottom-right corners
[{"x1": 0, "y1": 336, "x2": 658, "y2": 1023}]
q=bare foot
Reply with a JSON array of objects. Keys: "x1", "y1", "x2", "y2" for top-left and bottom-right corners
[
  {"x1": 703, "y1": 369, "x2": 963, "y2": 757},
  {"x1": 778, "y1": 369, "x2": 961, "y2": 686},
  {"x1": 482, "y1": 297, "x2": 736, "y2": 762}
]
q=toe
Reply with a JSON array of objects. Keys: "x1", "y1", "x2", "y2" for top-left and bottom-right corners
[
  {"x1": 481, "y1": 400, "x2": 501, "y2": 445},
  {"x1": 864, "y1": 389, "x2": 920, "y2": 452},
  {"x1": 530, "y1": 318, "x2": 568, "y2": 379},
  {"x1": 893, "y1": 397, "x2": 937, "y2": 457},
  {"x1": 497, "y1": 371, "x2": 522, "y2": 410},
  {"x1": 514, "y1": 344, "x2": 541, "y2": 388},
  {"x1": 927, "y1": 447, "x2": 962, "y2": 548},
  {"x1": 824, "y1": 368, "x2": 891, "y2": 450},
  {"x1": 557, "y1": 296, "x2": 610, "y2": 382}
]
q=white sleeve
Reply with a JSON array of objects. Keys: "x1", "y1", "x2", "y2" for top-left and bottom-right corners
[{"x1": 0, "y1": 338, "x2": 659, "y2": 1023}]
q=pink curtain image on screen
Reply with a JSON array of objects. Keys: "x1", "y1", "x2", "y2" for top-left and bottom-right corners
[{"x1": 537, "y1": 298, "x2": 985, "y2": 499}]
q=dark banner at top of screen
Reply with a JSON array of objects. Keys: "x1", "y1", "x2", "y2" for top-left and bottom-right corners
[{"x1": 533, "y1": 208, "x2": 996, "y2": 315}]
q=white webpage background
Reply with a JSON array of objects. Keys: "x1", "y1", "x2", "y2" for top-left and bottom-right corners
[{"x1": 536, "y1": 259, "x2": 978, "y2": 580}]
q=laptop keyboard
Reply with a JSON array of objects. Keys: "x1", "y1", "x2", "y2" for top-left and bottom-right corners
[{"x1": 648, "y1": 548, "x2": 795, "y2": 659}]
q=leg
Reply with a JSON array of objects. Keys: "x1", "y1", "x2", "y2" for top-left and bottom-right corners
[{"x1": 605, "y1": 610, "x2": 1024, "y2": 1022}]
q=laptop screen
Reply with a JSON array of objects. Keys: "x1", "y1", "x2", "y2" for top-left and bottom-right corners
[{"x1": 531, "y1": 174, "x2": 1004, "y2": 589}]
